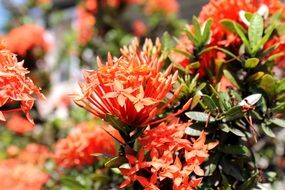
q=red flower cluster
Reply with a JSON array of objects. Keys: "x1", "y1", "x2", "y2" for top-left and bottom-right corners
[
  {"x1": 5, "y1": 24, "x2": 51, "y2": 57},
  {"x1": 75, "y1": 6, "x2": 96, "y2": 45},
  {"x1": 0, "y1": 143, "x2": 50, "y2": 190},
  {"x1": 198, "y1": 0, "x2": 285, "y2": 46},
  {"x1": 74, "y1": 38, "x2": 184, "y2": 128},
  {"x1": 0, "y1": 43, "x2": 44, "y2": 123},
  {"x1": 6, "y1": 114, "x2": 34, "y2": 134},
  {"x1": 120, "y1": 120, "x2": 218, "y2": 189},
  {"x1": 144, "y1": 0, "x2": 179, "y2": 15},
  {"x1": 54, "y1": 121, "x2": 117, "y2": 168},
  {"x1": 0, "y1": 159, "x2": 49, "y2": 190}
]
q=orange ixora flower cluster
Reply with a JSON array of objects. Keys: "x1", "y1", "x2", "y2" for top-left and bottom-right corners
[
  {"x1": 119, "y1": 120, "x2": 218, "y2": 189},
  {"x1": 0, "y1": 159, "x2": 49, "y2": 190},
  {"x1": 74, "y1": 38, "x2": 189, "y2": 128},
  {"x1": 198, "y1": 0, "x2": 285, "y2": 46},
  {"x1": 54, "y1": 121, "x2": 117, "y2": 168},
  {"x1": 144, "y1": 0, "x2": 179, "y2": 15},
  {"x1": 5, "y1": 24, "x2": 51, "y2": 57},
  {"x1": 0, "y1": 143, "x2": 51, "y2": 190},
  {"x1": 75, "y1": 5, "x2": 96, "y2": 45},
  {"x1": 0, "y1": 43, "x2": 44, "y2": 123}
]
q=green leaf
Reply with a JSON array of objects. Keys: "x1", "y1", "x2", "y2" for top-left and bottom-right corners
[
  {"x1": 244, "y1": 58, "x2": 259, "y2": 69},
  {"x1": 185, "y1": 126, "x2": 202, "y2": 136},
  {"x1": 249, "y1": 14, "x2": 263, "y2": 51},
  {"x1": 220, "y1": 144, "x2": 249, "y2": 155},
  {"x1": 221, "y1": 159, "x2": 245, "y2": 181},
  {"x1": 202, "y1": 95, "x2": 217, "y2": 112},
  {"x1": 223, "y1": 70, "x2": 240, "y2": 89},
  {"x1": 192, "y1": 16, "x2": 202, "y2": 41},
  {"x1": 234, "y1": 22, "x2": 251, "y2": 53},
  {"x1": 276, "y1": 78, "x2": 285, "y2": 93},
  {"x1": 259, "y1": 74, "x2": 276, "y2": 97},
  {"x1": 105, "y1": 114, "x2": 130, "y2": 136},
  {"x1": 276, "y1": 23, "x2": 285, "y2": 35},
  {"x1": 253, "y1": 25, "x2": 275, "y2": 54},
  {"x1": 188, "y1": 61, "x2": 200, "y2": 69},
  {"x1": 201, "y1": 18, "x2": 213, "y2": 44},
  {"x1": 185, "y1": 29, "x2": 199, "y2": 47},
  {"x1": 239, "y1": 172, "x2": 258, "y2": 190},
  {"x1": 247, "y1": 72, "x2": 264, "y2": 82},
  {"x1": 185, "y1": 111, "x2": 216, "y2": 122},
  {"x1": 261, "y1": 123, "x2": 275, "y2": 137},
  {"x1": 223, "y1": 106, "x2": 244, "y2": 122},
  {"x1": 61, "y1": 176, "x2": 86, "y2": 190},
  {"x1": 270, "y1": 118, "x2": 285, "y2": 128},
  {"x1": 162, "y1": 32, "x2": 174, "y2": 54},
  {"x1": 221, "y1": 174, "x2": 233, "y2": 190},
  {"x1": 229, "y1": 127, "x2": 246, "y2": 137},
  {"x1": 220, "y1": 19, "x2": 246, "y2": 34},
  {"x1": 239, "y1": 94, "x2": 262, "y2": 106},
  {"x1": 105, "y1": 156, "x2": 127, "y2": 168},
  {"x1": 190, "y1": 95, "x2": 201, "y2": 109}
]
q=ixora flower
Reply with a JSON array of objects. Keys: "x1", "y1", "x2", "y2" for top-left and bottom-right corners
[
  {"x1": 54, "y1": 121, "x2": 117, "y2": 168},
  {"x1": 0, "y1": 143, "x2": 50, "y2": 190},
  {"x1": 198, "y1": 0, "x2": 285, "y2": 46},
  {"x1": 119, "y1": 120, "x2": 218, "y2": 189},
  {"x1": 6, "y1": 114, "x2": 34, "y2": 134},
  {"x1": 144, "y1": 0, "x2": 179, "y2": 15},
  {"x1": 5, "y1": 24, "x2": 51, "y2": 57},
  {"x1": 74, "y1": 38, "x2": 190, "y2": 128},
  {"x1": 0, "y1": 159, "x2": 49, "y2": 190},
  {"x1": 75, "y1": 6, "x2": 96, "y2": 45},
  {"x1": 0, "y1": 43, "x2": 45, "y2": 123}
]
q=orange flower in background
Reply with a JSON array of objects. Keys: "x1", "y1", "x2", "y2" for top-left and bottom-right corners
[
  {"x1": 54, "y1": 121, "x2": 117, "y2": 168},
  {"x1": 74, "y1": 38, "x2": 185, "y2": 128},
  {"x1": 198, "y1": 0, "x2": 285, "y2": 46},
  {"x1": 6, "y1": 114, "x2": 34, "y2": 134},
  {"x1": 132, "y1": 20, "x2": 147, "y2": 37},
  {"x1": 0, "y1": 159, "x2": 48, "y2": 190},
  {"x1": 5, "y1": 24, "x2": 51, "y2": 57},
  {"x1": 75, "y1": 7, "x2": 96, "y2": 45},
  {"x1": 120, "y1": 120, "x2": 218, "y2": 189},
  {"x1": 18, "y1": 143, "x2": 51, "y2": 166},
  {"x1": 0, "y1": 43, "x2": 45, "y2": 123},
  {"x1": 144, "y1": 0, "x2": 179, "y2": 15}
]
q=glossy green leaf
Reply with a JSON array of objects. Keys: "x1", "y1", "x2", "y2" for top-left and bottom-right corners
[
  {"x1": 184, "y1": 126, "x2": 202, "y2": 136},
  {"x1": 185, "y1": 111, "x2": 216, "y2": 122},
  {"x1": 249, "y1": 14, "x2": 263, "y2": 50},
  {"x1": 105, "y1": 156, "x2": 127, "y2": 168},
  {"x1": 239, "y1": 94, "x2": 262, "y2": 106},
  {"x1": 61, "y1": 176, "x2": 86, "y2": 190},
  {"x1": 202, "y1": 95, "x2": 217, "y2": 112},
  {"x1": 229, "y1": 127, "x2": 246, "y2": 137},
  {"x1": 221, "y1": 159, "x2": 245, "y2": 181},
  {"x1": 220, "y1": 19, "x2": 246, "y2": 34},
  {"x1": 223, "y1": 106, "x2": 244, "y2": 122},
  {"x1": 261, "y1": 123, "x2": 275, "y2": 137},
  {"x1": 270, "y1": 118, "x2": 285, "y2": 128},
  {"x1": 234, "y1": 22, "x2": 251, "y2": 53},
  {"x1": 260, "y1": 74, "x2": 276, "y2": 97},
  {"x1": 276, "y1": 23, "x2": 285, "y2": 35},
  {"x1": 276, "y1": 78, "x2": 285, "y2": 93},
  {"x1": 223, "y1": 70, "x2": 240, "y2": 89},
  {"x1": 247, "y1": 72, "x2": 264, "y2": 82},
  {"x1": 244, "y1": 58, "x2": 259, "y2": 68},
  {"x1": 202, "y1": 18, "x2": 213, "y2": 44},
  {"x1": 220, "y1": 144, "x2": 249, "y2": 155},
  {"x1": 105, "y1": 114, "x2": 130, "y2": 136},
  {"x1": 190, "y1": 95, "x2": 201, "y2": 110}
]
